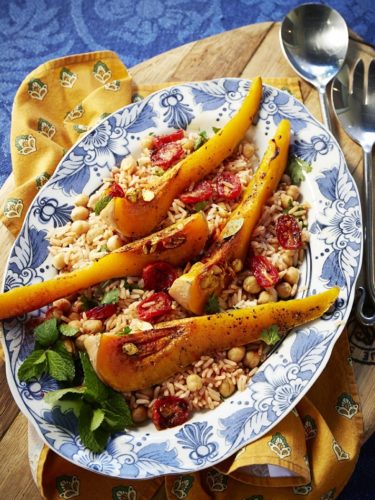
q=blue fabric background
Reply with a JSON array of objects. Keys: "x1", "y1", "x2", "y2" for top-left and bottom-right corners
[{"x1": 0, "y1": 0, "x2": 374, "y2": 498}]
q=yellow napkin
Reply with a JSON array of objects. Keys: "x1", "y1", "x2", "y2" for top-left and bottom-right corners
[{"x1": 3, "y1": 52, "x2": 363, "y2": 499}]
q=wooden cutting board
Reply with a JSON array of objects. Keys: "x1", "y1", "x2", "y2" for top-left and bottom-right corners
[{"x1": 0, "y1": 22, "x2": 374, "y2": 499}]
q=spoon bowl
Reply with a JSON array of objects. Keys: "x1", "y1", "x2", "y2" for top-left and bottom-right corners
[{"x1": 280, "y1": 3, "x2": 348, "y2": 129}]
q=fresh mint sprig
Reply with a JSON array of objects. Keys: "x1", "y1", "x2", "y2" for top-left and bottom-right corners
[
  {"x1": 18, "y1": 319, "x2": 75, "y2": 383},
  {"x1": 286, "y1": 155, "x2": 312, "y2": 186},
  {"x1": 44, "y1": 352, "x2": 133, "y2": 452},
  {"x1": 260, "y1": 325, "x2": 281, "y2": 346}
]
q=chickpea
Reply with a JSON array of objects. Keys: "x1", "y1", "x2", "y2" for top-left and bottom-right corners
[
  {"x1": 52, "y1": 253, "x2": 66, "y2": 270},
  {"x1": 82, "y1": 319, "x2": 103, "y2": 334},
  {"x1": 284, "y1": 266, "x2": 299, "y2": 285},
  {"x1": 231, "y1": 259, "x2": 243, "y2": 273},
  {"x1": 68, "y1": 320, "x2": 81, "y2": 330},
  {"x1": 68, "y1": 312, "x2": 81, "y2": 321},
  {"x1": 287, "y1": 185, "x2": 300, "y2": 201},
  {"x1": 244, "y1": 350, "x2": 261, "y2": 369},
  {"x1": 141, "y1": 136, "x2": 155, "y2": 149},
  {"x1": 227, "y1": 346, "x2": 246, "y2": 363},
  {"x1": 107, "y1": 235, "x2": 123, "y2": 251},
  {"x1": 242, "y1": 142, "x2": 255, "y2": 159},
  {"x1": 87, "y1": 191, "x2": 101, "y2": 209},
  {"x1": 257, "y1": 288, "x2": 278, "y2": 304},
  {"x1": 186, "y1": 374, "x2": 203, "y2": 392},
  {"x1": 47, "y1": 308, "x2": 63, "y2": 319},
  {"x1": 121, "y1": 155, "x2": 137, "y2": 171},
  {"x1": 131, "y1": 406, "x2": 148, "y2": 423},
  {"x1": 280, "y1": 193, "x2": 293, "y2": 210},
  {"x1": 62, "y1": 339, "x2": 75, "y2": 354},
  {"x1": 71, "y1": 220, "x2": 89, "y2": 235},
  {"x1": 71, "y1": 206, "x2": 89, "y2": 221},
  {"x1": 243, "y1": 275, "x2": 261, "y2": 294},
  {"x1": 276, "y1": 281, "x2": 292, "y2": 299},
  {"x1": 182, "y1": 138, "x2": 195, "y2": 151},
  {"x1": 74, "y1": 194, "x2": 89, "y2": 207},
  {"x1": 219, "y1": 379, "x2": 236, "y2": 398},
  {"x1": 53, "y1": 298, "x2": 71, "y2": 313}
]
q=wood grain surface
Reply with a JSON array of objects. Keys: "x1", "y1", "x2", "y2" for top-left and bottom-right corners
[{"x1": 0, "y1": 22, "x2": 374, "y2": 499}]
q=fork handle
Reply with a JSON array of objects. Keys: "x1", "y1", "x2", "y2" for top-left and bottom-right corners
[
  {"x1": 363, "y1": 148, "x2": 375, "y2": 303},
  {"x1": 318, "y1": 86, "x2": 333, "y2": 131}
]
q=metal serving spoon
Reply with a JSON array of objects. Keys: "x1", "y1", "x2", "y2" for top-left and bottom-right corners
[
  {"x1": 280, "y1": 3, "x2": 349, "y2": 130},
  {"x1": 332, "y1": 58, "x2": 375, "y2": 325}
]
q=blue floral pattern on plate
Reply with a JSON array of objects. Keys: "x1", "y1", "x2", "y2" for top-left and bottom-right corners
[{"x1": 0, "y1": 79, "x2": 362, "y2": 479}]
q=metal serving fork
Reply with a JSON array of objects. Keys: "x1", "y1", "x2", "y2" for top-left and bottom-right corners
[{"x1": 332, "y1": 58, "x2": 375, "y2": 325}]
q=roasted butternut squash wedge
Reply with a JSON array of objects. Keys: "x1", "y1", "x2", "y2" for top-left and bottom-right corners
[
  {"x1": 0, "y1": 212, "x2": 208, "y2": 320},
  {"x1": 101, "y1": 76, "x2": 263, "y2": 238},
  {"x1": 92, "y1": 287, "x2": 339, "y2": 392},
  {"x1": 169, "y1": 119, "x2": 291, "y2": 314}
]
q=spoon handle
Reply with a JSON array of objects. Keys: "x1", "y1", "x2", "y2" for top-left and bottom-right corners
[{"x1": 318, "y1": 86, "x2": 333, "y2": 131}]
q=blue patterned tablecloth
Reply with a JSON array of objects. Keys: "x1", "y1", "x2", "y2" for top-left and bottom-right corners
[{"x1": 1, "y1": 1, "x2": 374, "y2": 498}]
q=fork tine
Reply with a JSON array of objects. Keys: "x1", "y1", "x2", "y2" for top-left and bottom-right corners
[
  {"x1": 351, "y1": 59, "x2": 365, "y2": 102},
  {"x1": 368, "y1": 59, "x2": 375, "y2": 106}
]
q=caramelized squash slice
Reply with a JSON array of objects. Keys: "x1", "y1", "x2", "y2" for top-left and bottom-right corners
[
  {"x1": 101, "y1": 77, "x2": 263, "y2": 238},
  {"x1": 0, "y1": 212, "x2": 208, "y2": 320},
  {"x1": 93, "y1": 287, "x2": 339, "y2": 392},
  {"x1": 169, "y1": 119, "x2": 291, "y2": 314}
]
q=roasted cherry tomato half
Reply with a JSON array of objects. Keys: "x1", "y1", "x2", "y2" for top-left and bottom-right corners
[
  {"x1": 152, "y1": 396, "x2": 190, "y2": 429},
  {"x1": 250, "y1": 255, "x2": 279, "y2": 288},
  {"x1": 153, "y1": 129, "x2": 184, "y2": 149},
  {"x1": 136, "y1": 291, "x2": 173, "y2": 322},
  {"x1": 85, "y1": 304, "x2": 117, "y2": 320},
  {"x1": 275, "y1": 214, "x2": 303, "y2": 249},
  {"x1": 180, "y1": 180, "x2": 213, "y2": 204},
  {"x1": 213, "y1": 172, "x2": 242, "y2": 201},
  {"x1": 108, "y1": 182, "x2": 125, "y2": 198},
  {"x1": 151, "y1": 142, "x2": 185, "y2": 170},
  {"x1": 142, "y1": 261, "x2": 178, "y2": 291}
]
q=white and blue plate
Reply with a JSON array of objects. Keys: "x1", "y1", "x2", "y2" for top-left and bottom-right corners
[{"x1": 1, "y1": 79, "x2": 362, "y2": 479}]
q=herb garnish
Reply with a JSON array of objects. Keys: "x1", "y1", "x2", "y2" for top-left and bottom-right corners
[
  {"x1": 44, "y1": 352, "x2": 133, "y2": 452},
  {"x1": 94, "y1": 195, "x2": 112, "y2": 215},
  {"x1": 194, "y1": 130, "x2": 209, "y2": 150},
  {"x1": 286, "y1": 155, "x2": 312, "y2": 186},
  {"x1": 260, "y1": 325, "x2": 281, "y2": 346},
  {"x1": 205, "y1": 294, "x2": 220, "y2": 314},
  {"x1": 18, "y1": 318, "x2": 75, "y2": 383}
]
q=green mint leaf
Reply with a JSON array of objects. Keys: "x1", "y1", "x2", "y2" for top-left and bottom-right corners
[
  {"x1": 80, "y1": 352, "x2": 108, "y2": 402},
  {"x1": 78, "y1": 402, "x2": 110, "y2": 453},
  {"x1": 118, "y1": 326, "x2": 132, "y2": 336},
  {"x1": 18, "y1": 350, "x2": 47, "y2": 382},
  {"x1": 94, "y1": 195, "x2": 112, "y2": 216},
  {"x1": 260, "y1": 325, "x2": 281, "y2": 346},
  {"x1": 212, "y1": 126, "x2": 221, "y2": 134},
  {"x1": 91, "y1": 408, "x2": 106, "y2": 432},
  {"x1": 80, "y1": 295, "x2": 98, "y2": 311},
  {"x1": 194, "y1": 201, "x2": 208, "y2": 212},
  {"x1": 194, "y1": 130, "x2": 208, "y2": 150},
  {"x1": 46, "y1": 349, "x2": 75, "y2": 382},
  {"x1": 34, "y1": 318, "x2": 59, "y2": 347},
  {"x1": 59, "y1": 323, "x2": 79, "y2": 337},
  {"x1": 103, "y1": 390, "x2": 133, "y2": 431},
  {"x1": 101, "y1": 289, "x2": 119, "y2": 305},
  {"x1": 204, "y1": 294, "x2": 220, "y2": 314},
  {"x1": 44, "y1": 386, "x2": 85, "y2": 405},
  {"x1": 286, "y1": 156, "x2": 312, "y2": 186}
]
